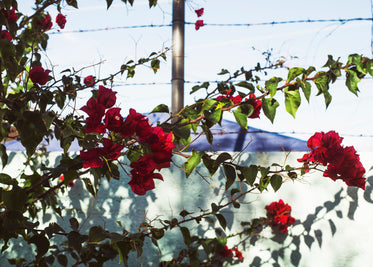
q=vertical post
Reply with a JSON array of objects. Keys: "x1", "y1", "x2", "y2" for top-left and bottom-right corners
[{"x1": 172, "y1": 0, "x2": 185, "y2": 116}]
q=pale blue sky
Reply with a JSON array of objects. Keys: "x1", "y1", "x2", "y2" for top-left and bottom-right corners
[{"x1": 20, "y1": 0, "x2": 373, "y2": 150}]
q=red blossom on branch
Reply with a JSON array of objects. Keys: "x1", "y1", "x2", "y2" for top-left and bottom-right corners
[
  {"x1": 2, "y1": 7, "x2": 17, "y2": 22},
  {"x1": 37, "y1": 14, "x2": 52, "y2": 31},
  {"x1": 84, "y1": 75, "x2": 96, "y2": 87},
  {"x1": 1, "y1": 30, "x2": 12, "y2": 41},
  {"x1": 245, "y1": 94, "x2": 262, "y2": 119},
  {"x1": 195, "y1": 20, "x2": 204, "y2": 30},
  {"x1": 195, "y1": 8, "x2": 204, "y2": 17},
  {"x1": 265, "y1": 199, "x2": 295, "y2": 233},
  {"x1": 56, "y1": 14, "x2": 66, "y2": 29},
  {"x1": 298, "y1": 131, "x2": 366, "y2": 189},
  {"x1": 29, "y1": 66, "x2": 51, "y2": 85}
]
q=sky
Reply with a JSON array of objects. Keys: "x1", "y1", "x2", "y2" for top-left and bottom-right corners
[{"x1": 20, "y1": 0, "x2": 373, "y2": 151}]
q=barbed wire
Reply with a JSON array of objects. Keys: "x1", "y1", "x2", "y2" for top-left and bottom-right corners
[{"x1": 49, "y1": 17, "x2": 373, "y2": 35}]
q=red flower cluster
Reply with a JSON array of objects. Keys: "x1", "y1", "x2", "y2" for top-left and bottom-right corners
[
  {"x1": 29, "y1": 66, "x2": 51, "y2": 85},
  {"x1": 219, "y1": 245, "x2": 243, "y2": 260},
  {"x1": 195, "y1": 8, "x2": 204, "y2": 17},
  {"x1": 2, "y1": 7, "x2": 17, "y2": 22},
  {"x1": 84, "y1": 75, "x2": 96, "y2": 87},
  {"x1": 265, "y1": 199, "x2": 295, "y2": 233},
  {"x1": 245, "y1": 94, "x2": 262, "y2": 119},
  {"x1": 80, "y1": 88, "x2": 175, "y2": 195},
  {"x1": 37, "y1": 14, "x2": 53, "y2": 31},
  {"x1": 1, "y1": 30, "x2": 12, "y2": 41},
  {"x1": 56, "y1": 14, "x2": 66, "y2": 29},
  {"x1": 216, "y1": 92, "x2": 262, "y2": 118},
  {"x1": 298, "y1": 131, "x2": 366, "y2": 189},
  {"x1": 195, "y1": 19, "x2": 204, "y2": 30}
]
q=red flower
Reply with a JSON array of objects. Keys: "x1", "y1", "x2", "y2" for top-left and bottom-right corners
[
  {"x1": 1, "y1": 30, "x2": 12, "y2": 41},
  {"x1": 29, "y1": 66, "x2": 51, "y2": 85},
  {"x1": 195, "y1": 20, "x2": 204, "y2": 30},
  {"x1": 245, "y1": 94, "x2": 262, "y2": 119},
  {"x1": 37, "y1": 14, "x2": 53, "y2": 31},
  {"x1": 195, "y1": 8, "x2": 204, "y2": 17},
  {"x1": 233, "y1": 248, "x2": 243, "y2": 260},
  {"x1": 219, "y1": 245, "x2": 233, "y2": 258},
  {"x1": 2, "y1": 7, "x2": 17, "y2": 22},
  {"x1": 60, "y1": 175, "x2": 74, "y2": 187},
  {"x1": 84, "y1": 75, "x2": 95, "y2": 87},
  {"x1": 128, "y1": 171, "x2": 163, "y2": 196},
  {"x1": 97, "y1": 85, "x2": 117, "y2": 109},
  {"x1": 147, "y1": 127, "x2": 175, "y2": 169},
  {"x1": 81, "y1": 97, "x2": 105, "y2": 118},
  {"x1": 80, "y1": 148, "x2": 104, "y2": 168},
  {"x1": 130, "y1": 155, "x2": 156, "y2": 176},
  {"x1": 56, "y1": 14, "x2": 66, "y2": 29},
  {"x1": 265, "y1": 199, "x2": 295, "y2": 233},
  {"x1": 120, "y1": 108, "x2": 147, "y2": 138},
  {"x1": 101, "y1": 138, "x2": 124, "y2": 160},
  {"x1": 298, "y1": 131, "x2": 366, "y2": 189},
  {"x1": 104, "y1": 108, "x2": 123, "y2": 132}
]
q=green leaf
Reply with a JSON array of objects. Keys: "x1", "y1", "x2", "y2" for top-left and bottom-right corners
[
  {"x1": 298, "y1": 79, "x2": 311, "y2": 102},
  {"x1": 190, "y1": 82, "x2": 209, "y2": 94},
  {"x1": 235, "y1": 81, "x2": 255, "y2": 92},
  {"x1": 151, "y1": 229, "x2": 164, "y2": 240},
  {"x1": 215, "y1": 214, "x2": 227, "y2": 230},
  {"x1": 1, "y1": 186, "x2": 27, "y2": 211},
  {"x1": 0, "y1": 144, "x2": 8, "y2": 168},
  {"x1": 88, "y1": 226, "x2": 107, "y2": 243},
  {"x1": 29, "y1": 234, "x2": 50, "y2": 260},
  {"x1": 323, "y1": 90, "x2": 332, "y2": 108},
  {"x1": 215, "y1": 152, "x2": 232, "y2": 166},
  {"x1": 314, "y1": 72, "x2": 329, "y2": 94},
  {"x1": 345, "y1": 69, "x2": 360, "y2": 96},
  {"x1": 179, "y1": 209, "x2": 192, "y2": 218},
  {"x1": 184, "y1": 149, "x2": 202, "y2": 177},
  {"x1": 238, "y1": 165, "x2": 258, "y2": 186},
  {"x1": 366, "y1": 60, "x2": 373, "y2": 76},
  {"x1": 82, "y1": 178, "x2": 96, "y2": 197},
  {"x1": 270, "y1": 174, "x2": 282, "y2": 192},
  {"x1": 211, "y1": 203, "x2": 220, "y2": 213},
  {"x1": 284, "y1": 88, "x2": 301, "y2": 118},
  {"x1": 287, "y1": 68, "x2": 304, "y2": 82},
  {"x1": 180, "y1": 227, "x2": 191, "y2": 246},
  {"x1": 151, "y1": 59, "x2": 160, "y2": 73},
  {"x1": 202, "y1": 154, "x2": 218, "y2": 176},
  {"x1": 0, "y1": 173, "x2": 17, "y2": 186},
  {"x1": 57, "y1": 255, "x2": 68, "y2": 267},
  {"x1": 262, "y1": 97, "x2": 279, "y2": 123},
  {"x1": 233, "y1": 108, "x2": 247, "y2": 130},
  {"x1": 151, "y1": 104, "x2": 169, "y2": 113},
  {"x1": 265, "y1": 77, "x2": 282, "y2": 97},
  {"x1": 69, "y1": 218, "x2": 79, "y2": 231},
  {"x1": 203, "y1": 108, "x2": 222, "y2": 128},
  {"x1": 66, "y1": 0, "x2": 78, "y2": 8},
  {"x1": 201, "y1": 99, "x2": 217, "y2": 112},
  {"x1": 347, "y1": 54, "x2": 365, "y2": 74},
  {"x1": 114, "y1": 240, "x2": 131, "y2": 266},
  {"x1": 67, "y1": 231, "x2": 84, "y2": 252},
  {"x1": 223, "y1": 164, "x2": 236, "y2": 190}
]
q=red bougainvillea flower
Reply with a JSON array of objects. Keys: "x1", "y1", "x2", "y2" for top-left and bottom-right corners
[
  {"x1": 245, "y1": 94, "x2": 262, "y2": 119},
  {"x1": 29, "y1": 66, "x2": 51, "y2": 85},
  {"x1": 2, "y1": 7, "x2": 17, "y2": 22},
  {"x1": 130, "y1": 155, "x2": 156, "y2": 176},
  {"x1": 265, "y1": 199, "x2": 295, "y2": 233},
  {"x1": 104, "y1": 108, "x2": 123, "y2": 132},
  {"x1": 147, "y1": 126, "x2": 175, "y2": 169},
  {"x1": 128, "y1": 171, "x2": 163, "y2": 196},
  {"x1": 233, "y1": 248, "x2": 243, "y2": 260},
  {"x1": 120, "y1": 108, "x2": 148, "y2": 138},
  {"x1": 80, "y1": 148, "x2": 104, "y2": 168},
  {"x1": 219, "y1": 245, "x2": 233, "y2": 258},
  {"x1": 59, "y1": 175, "x2": 74, "y2": 187},
  {"x1": 97, "y1": 85, "x2": 117, "y2": 109},
  {"x1": 216, "y1": 91, "x2": 242, "y2": 104},
  {"x1": 298, "y1": 131, "x2": 366, "y2": 189},
  {"x1": 1, "y1": 30, "x2": 12, "y2": 41},
  {"x1": 195, "y1": 8, "x2": 204, "y2": 17},
  {"x1": 195, "y1": 20, "x2": 204, "y2": 30},
  {"x1": 56, "y1": 14, "x2": 66, "y2": 29},
  {"x1": 37, "y1": 14, "x2": 53, "y2": 31},
  {"x1": 101, "y1": 138, "x2": 124, "y2": 160},
  {"x1": 84, "y1": 75, "x2": 95, "y2": 87}
]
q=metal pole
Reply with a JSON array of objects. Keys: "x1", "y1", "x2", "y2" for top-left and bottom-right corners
[{"x1": 171, "y1": 0, "x2": 185, "y2": 115}]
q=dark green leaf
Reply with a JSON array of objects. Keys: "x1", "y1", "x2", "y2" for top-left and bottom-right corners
[
  {"x1": 0, "y1": 144, "x2": 8, "y2": 168},
  {"x1": 202, "y1": 154, "x2": 218, "y2": 176},
  {"x1": 190, "y1": 82, "x2": 209, "y2": 94},
  {"x1": 66, "y1": 0, "x2": 78, "y2": 8},
  {"x1": 345, "y1": 69, "x2": 360, "y2": 96},
  {"x1": 367, "y1": 60, "x2": 373, "y2": 76},
  {"x1": 82, "y1": 178, "x2": 95, "y2": 197},
  {"x1": 180, "y1": 227, "x2": 191, "y2": 246},
  {"x1": 270, "y1": 174, "x2": 282, "y2": 192},
  {"x1": 347, "y1": 54, "x2": 365, "y2": 74},
  {"x1": 328, "y1": 219, "x2": 336, "y2": 236},
  {"x1": 68, "y1": 231, "x2": 83, "y2": 252},
  {"x1": 239, "y1": 165, "x2": 258, "y2": 186},
  {"x1": 223, "y1": 164, "x2": 236, "y2": 190},
  {"x1": 262, "y1": 97, "x2": 279, "y2": 123},
  {"x1": 203, "y1": 108, "x2": 222, "y2": 128},
  {"x1": 211, "y1": 203, "x2": 220, "y2": 213},
  {"x1": 298, "y1": 79, "x2": 311, "y2": 102},
  {"x1": 151, "y1": 59, "x2": 160, "y2": 74},
  {"x1": 2, "y1": 186, "x2": 27, "y2": 211},
  {"x1": 57, "y1": 255, "x2": 68, "y2": 267},
  {"x1": 0, "y1": 173, "x2": 17, "y2": 186},
  {"x1": 179, "y1": 209, "x2": 192, "y2": 218},
  {"x1": 215, "y1": 214, "x2": 227, "y2": 230},
  {"x1": 151, "y1": 229, "x2": 164, "y2": 240},
  {"x1": 235, "y1": 81, "x2": 255, "y2": 92},
  {"x1": 106, "y1": 0, "x2": 114, "y2": 8},
  {"x1": 215, "y1": 152, "x2": 232, "y2": 166},
  {"x1": 29, "y1": 234, "x2": 50, "y2": 259},
  {"x1": 88, "y1": 226, "x2": 107, "y2": 242},
  {"x1": 151, "y1": 104, "x2": 169, "y2": 113},
  {"x1": 184, "y1": 149, "x2": 202, "y2": 177},
  {"x1": 69, "y1": 218, "x2": 79, "y2": 231}
]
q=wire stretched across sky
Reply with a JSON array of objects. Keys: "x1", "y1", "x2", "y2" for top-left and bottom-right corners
[{"x1": 49, "y1": 17, "x2": 373, "y2": 35}]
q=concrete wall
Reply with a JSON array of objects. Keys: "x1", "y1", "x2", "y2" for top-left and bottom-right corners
[{"x1": 1, "y1": 151, "x2": 373, "y2": 266}]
